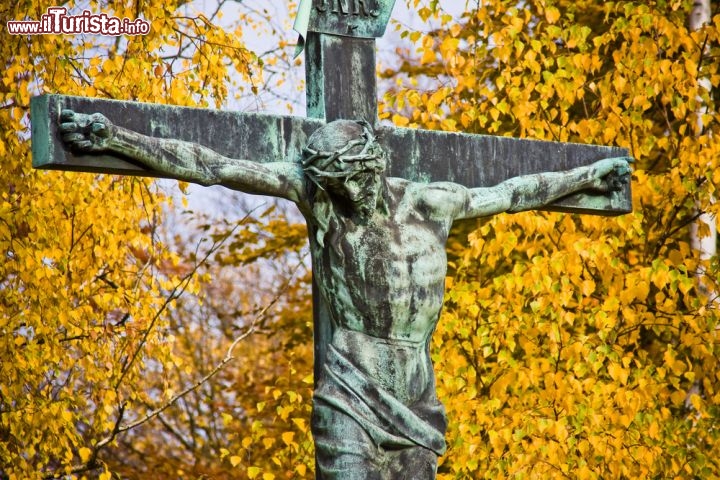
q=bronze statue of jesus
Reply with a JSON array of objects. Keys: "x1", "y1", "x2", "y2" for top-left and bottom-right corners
[{"x1": 59, "y1": 111, "x2": 630, "y2": 479}]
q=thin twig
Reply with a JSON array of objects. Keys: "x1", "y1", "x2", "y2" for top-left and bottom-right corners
[{"x1": 95, "y1": 321, "x2": 257, "y2": 449}]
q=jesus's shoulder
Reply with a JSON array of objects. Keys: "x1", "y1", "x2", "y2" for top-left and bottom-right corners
[
  {"x1": 387, "y1": 177, "x2": 465, "y2": 201},
  {"x1": 387, "y1": 177, "x2": 470, "y2": 224}
]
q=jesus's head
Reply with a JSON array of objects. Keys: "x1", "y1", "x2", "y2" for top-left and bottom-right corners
[{"x1": 302, "y1": 119, "x2": 386, "y2": 220}]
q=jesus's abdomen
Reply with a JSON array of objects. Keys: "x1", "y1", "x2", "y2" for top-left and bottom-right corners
[{"x1": 320, "y1": 219, "x2": 449, "y2": 343}]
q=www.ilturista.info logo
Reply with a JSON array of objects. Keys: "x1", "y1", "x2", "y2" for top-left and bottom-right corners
[{"x1": 7, "y1": 7, "x2": 150, "y2": 36}]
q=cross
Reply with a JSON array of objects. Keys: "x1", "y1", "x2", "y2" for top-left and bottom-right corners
[{"x1": 31, "y1": 1, "x2": 630, "y2": 476}]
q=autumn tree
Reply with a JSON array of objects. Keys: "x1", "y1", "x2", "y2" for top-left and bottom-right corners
[
  {"x1": 103, "y1": 198, "x2": 316, "y2": 479},
  {"x1": 382, "y1": 0, "x2": 720, "y2": 477},
  {"x1": 0, "y1": 0, "x2": 300, "y2": 478}
]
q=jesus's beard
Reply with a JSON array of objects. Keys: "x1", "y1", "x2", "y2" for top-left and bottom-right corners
[{"x1": 352, "y1": 195, "x2": 377, "y2": 222}]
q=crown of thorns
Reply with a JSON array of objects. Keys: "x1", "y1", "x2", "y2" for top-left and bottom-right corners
[{"x1": 302, "y1": 121, "x2": 385, "y2": 189}]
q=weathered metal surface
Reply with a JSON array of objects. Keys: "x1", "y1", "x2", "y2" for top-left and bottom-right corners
[
  {"x1": 304, "y1": 33, "x2": 377, "y2": 123},
  {"x1": 301, "y1": 28, "x2": 380, "y2": 413},
  {"x1": 31, "y1": 94, "x2": 323, "y2": 176},
  {"x1": 378, "y1": 126, "x2": 632, "y2": 215},
  {"x1": 299, "y1": 6, "x2": 382, "y2": 417},
  {"x1": 295, "y1": 0, "x2": 397, "y2": 39}
]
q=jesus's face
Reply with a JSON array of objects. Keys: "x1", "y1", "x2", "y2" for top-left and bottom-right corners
[{"x1": 327, "y1": 170, "x2": 383, "y2": 220}]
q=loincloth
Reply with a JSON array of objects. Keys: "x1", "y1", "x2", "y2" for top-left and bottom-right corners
[{"x1": 313, "y1": 341, "x2": 447, "y2": 456}]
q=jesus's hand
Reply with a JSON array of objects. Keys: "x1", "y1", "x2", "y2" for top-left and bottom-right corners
[
  {"x1": 588, "y1": 157, "x2": 633, "y2": 192},
  {"x1": 58, "y1": 109, "x2": 114, "y2": 153}
]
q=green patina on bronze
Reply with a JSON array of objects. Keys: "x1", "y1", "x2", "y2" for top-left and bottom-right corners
[
  {"x1": 31, "y1": 2, "x2": 633, "y2": 478},
  {"x1": 295, "y1": 0, "x2": 397, "y2": 40}
]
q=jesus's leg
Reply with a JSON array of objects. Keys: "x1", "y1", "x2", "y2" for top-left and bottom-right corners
[
  {"x1": 385, "y1": 444, "x2": 438, "y2": 480},
  {"x1": 312, "y1": 400, "x2": 383, "y2": 480}
]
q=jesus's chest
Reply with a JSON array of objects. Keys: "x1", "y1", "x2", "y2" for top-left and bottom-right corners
[{"x1": 326, "y1": 214, "x2": 449, "y2": 286}]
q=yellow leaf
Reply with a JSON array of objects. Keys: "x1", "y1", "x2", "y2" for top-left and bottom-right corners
[
  {"x1": 61, "y1": 410, "x2": 72, "y2": 423},
  {"x1": 689, "y1": 393, "x2": 703, "y2": 412},
  {"x1": 281, "y1": 431, "x2": 295, "y2": 446},
  {"x1": 221, "y1": 413, "x2": 234, "y2": 426},
  {"x1": 545, "y1": 6, "x2": 561, "y2": 24},
  {"x1": 648, "y1": 421, "x2": 660, "y2": 439},
  {"x1": 577, "y1": 465, "x2": 593, "y2": 479},
  {"x1": 555, "y1": 422, "x2": 568, "y2": 442},
  {"x1": 392, "y1": 114, "x2": 409, "y2": 127},
  {"x1": 421, "y1": 48, "x2": 435, "y2": 64},
  {"x1": 292, "y1": 417, "x2": 307, "y2": 432},
  {"x1": 608, "y1": 363, "x2": 629, "y2": 385},
  {"x1": 247, "y1": 466, "x2": 261, "y2": 479},
  {"x1": 230, "y1": 455, "x2": 242, "y2": 467},
  {"x1": 79, "y1": 447, "x2": 92, "y2": 463}
]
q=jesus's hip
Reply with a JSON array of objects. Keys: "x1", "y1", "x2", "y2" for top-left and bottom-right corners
[{"x1": 330, "y1": 327, "x2": 435, "y2": 405}]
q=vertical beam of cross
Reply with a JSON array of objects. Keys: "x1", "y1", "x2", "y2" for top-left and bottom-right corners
[
  {"x1": 304, "y1": 32, "x2": 377, "y2": 122},
  {"x1": 302, "y1": 30, "x2": 379, "y2": 384}
]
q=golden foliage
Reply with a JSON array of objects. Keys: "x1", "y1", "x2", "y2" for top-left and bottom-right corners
[
  {"x1": 384, "y1": 0, "x2": 720, "y2": 477},
  {"x1": 0, "y1": 0, "x2": 289, "y2": 478}
]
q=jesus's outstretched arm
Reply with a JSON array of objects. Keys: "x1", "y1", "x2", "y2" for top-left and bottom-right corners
[
  {"x1": 416, "y1": 157, "x2": 632, "y2": 221},
  {"x1": 58, "y1": 109, "x2": 306, "y2": 204}
]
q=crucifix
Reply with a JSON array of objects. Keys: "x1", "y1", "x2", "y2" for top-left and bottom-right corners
[{"x1": 31, "y1": 1, "x2": 631, "y2": 478}]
